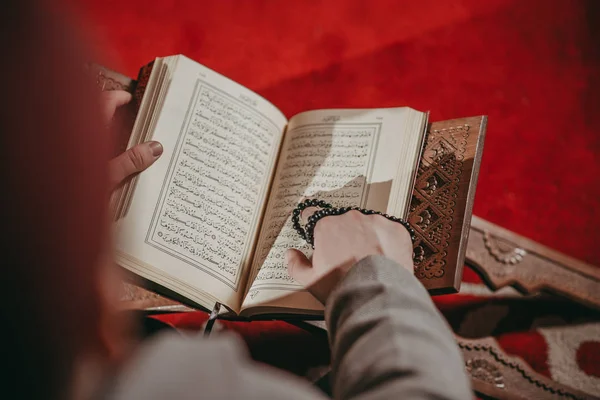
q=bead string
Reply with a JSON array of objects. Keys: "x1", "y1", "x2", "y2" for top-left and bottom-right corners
[{"x1": 291, "y1": 199, "x2": 416, "y2": 248}]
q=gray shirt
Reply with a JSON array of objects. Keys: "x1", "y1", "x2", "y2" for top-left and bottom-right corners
[{"x1": 107, "y1": 255, "x2": 471, "y2": 399}]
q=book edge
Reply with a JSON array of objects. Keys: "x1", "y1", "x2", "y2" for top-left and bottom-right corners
[{"x1": 454, "y1": 115, "x2": 487, "y2": 291}]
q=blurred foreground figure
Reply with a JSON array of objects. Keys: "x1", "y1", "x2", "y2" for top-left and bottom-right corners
[{"x1": 0, "y1": 1, "x2": 470, "y2": 399}]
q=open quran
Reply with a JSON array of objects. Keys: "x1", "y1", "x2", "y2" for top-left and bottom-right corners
[{"x1": 97, "y1": 55, "x2": 486, "y2": 318}]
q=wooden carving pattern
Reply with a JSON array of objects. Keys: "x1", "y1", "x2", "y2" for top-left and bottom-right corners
[
  {"x1": 483, "y1": 231, "x2": 527, "y2": 265},
  {"x1": 410, "y1": 125, "x2": 467, "y2": 281},
  {"x1": 87, "y1": 63, "x2": 135, "y2": 92},
  {"x1": 458, "y1": 336, "x2": 598, "y2": 400},
  {"x1": 466, "y1": 357, "x2": 505, "y2": 388},
  {"x1": 408, "y1": 117, "x2": 485, "y2": 293},
  {"x1": 96, "y1": 70, "x2": 131, "y2": 92},
  {"x1": 467, "y1": 216, "x2": 600, "y2": 310}
]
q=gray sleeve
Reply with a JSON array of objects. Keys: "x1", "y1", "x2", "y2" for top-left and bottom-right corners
[
  {"x1": 106, "y1": 255, "x2": 469, "y2": 400},
  {"x1": 105, "y1": 333, "x2": 328, "y2": 400},
  {"x1": 326, "y1": 255, "x2": 471, "y2": 400}
]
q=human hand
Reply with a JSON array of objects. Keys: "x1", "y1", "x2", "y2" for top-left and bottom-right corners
[
  {"x1": 102, "y1": 90, "x2": 163, "y2": 189},
  {"x1": 285, "y1": 210, "x2": 414, "y2": 304}
]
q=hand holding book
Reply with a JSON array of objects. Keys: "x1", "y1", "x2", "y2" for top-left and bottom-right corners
[{"x1": 103, "y1": 90, "x2": 164, "y2": 190}]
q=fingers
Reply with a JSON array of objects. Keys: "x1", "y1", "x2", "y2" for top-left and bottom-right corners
[
  {"x1": 285, "y1": 248, "x2": 313, "y2": 284},
  {"x1": 373, "y1": 213, "x2": 412, "y2": 245},
  {"x1": 373, "y1": 215, "x2": 414, "y2": 272},
  {"x1": 109, "y1": 141, "x2": 163, "y2": 189},
  {"x1": 101, "y1": 90, "x2": 133, "y2": 123}
]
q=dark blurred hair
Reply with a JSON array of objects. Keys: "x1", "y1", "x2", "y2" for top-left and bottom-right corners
[{"x1": 0, "y1": 1, "x2": 110, "y2": 398}]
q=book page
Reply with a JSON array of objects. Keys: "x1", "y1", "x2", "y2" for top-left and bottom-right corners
[
  {"x1": 242, "y1": 108, "x2": 426, "y2": 314},
  {"x1": 116, "y1": 56, "x2": 287, "y2": 313}
]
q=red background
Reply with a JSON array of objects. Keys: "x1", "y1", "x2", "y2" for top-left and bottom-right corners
[{"x1": 70, "y1": 0, "x2": 600, "y2": 264}]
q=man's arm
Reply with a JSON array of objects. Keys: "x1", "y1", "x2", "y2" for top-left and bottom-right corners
[
  {"x1": 106, "y1": 258, "x2": 468, "y2": 400},
  {"x1": 105, "y1": 333, "x2": 329, "y2": 400},
  {"x1": 326, "y1": 255, "x2": 471, "y2": 400}
]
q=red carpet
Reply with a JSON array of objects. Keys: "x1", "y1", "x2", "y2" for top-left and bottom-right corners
[{"x1": 68, "y1": 0, "x2": 600, "y2": 395}]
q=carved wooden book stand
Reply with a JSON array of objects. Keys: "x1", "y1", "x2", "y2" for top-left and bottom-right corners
[{"x1": 467, "y1": 216, "x2": 600, "y2": 310}]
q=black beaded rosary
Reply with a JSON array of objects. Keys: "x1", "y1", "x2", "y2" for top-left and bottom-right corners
[{"x1": 291, "y1": 198, "x2": 416, "y2": 248}]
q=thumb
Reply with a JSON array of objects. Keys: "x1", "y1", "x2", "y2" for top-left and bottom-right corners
[
  {"x1": 285, "y1": 248, "x2": 313, "y2": 285},
  {"x1": 109, "y1": 141, "x2": 163, "y2": 189}
]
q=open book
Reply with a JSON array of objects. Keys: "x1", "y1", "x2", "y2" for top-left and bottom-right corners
[{"x1": 114, "y1": 55, "x2": 429, "y2": 318}]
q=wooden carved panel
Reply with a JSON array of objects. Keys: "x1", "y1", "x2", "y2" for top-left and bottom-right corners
[
  {"x1": 409, "y1": 117, "x2": 487, "y2": 294},
  {"x1": 119, "y1": 282, "x2": 190, "y2": 313},
  {"x1": 466, "y1": 216, "x2": 600, "y2": 310},
  {"x1": 86, "y1": 63, "x2": 135, "y2": 92}
]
